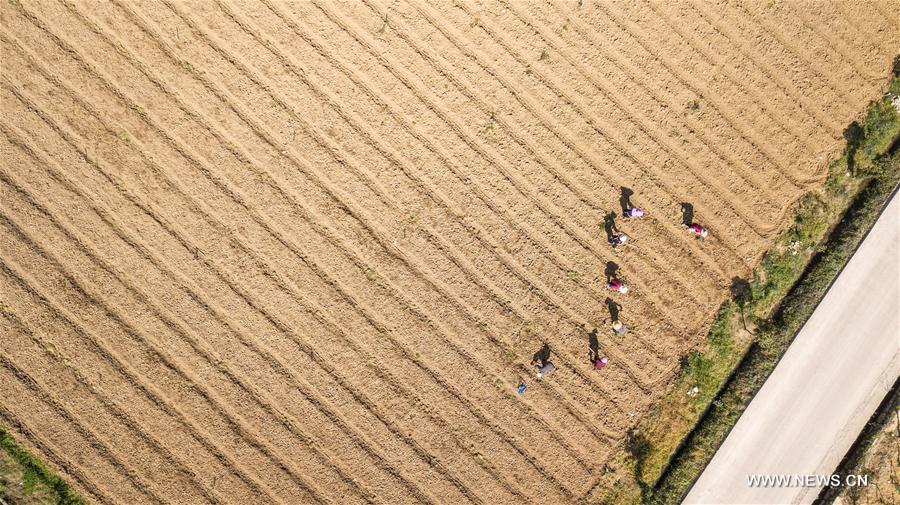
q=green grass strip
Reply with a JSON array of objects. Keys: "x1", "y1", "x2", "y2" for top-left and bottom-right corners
[{"x1": 1, "y1": 425, "x2": 88, "y2": 504}]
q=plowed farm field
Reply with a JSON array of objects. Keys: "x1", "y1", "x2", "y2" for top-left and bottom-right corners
[{"x1": 0, "y1": 0, "x2": 896, "y2": 503}]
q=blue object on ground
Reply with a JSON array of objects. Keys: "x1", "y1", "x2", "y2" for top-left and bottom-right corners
[{"x1": 517, "y1": 382, "x2": 527, "y2": 394}]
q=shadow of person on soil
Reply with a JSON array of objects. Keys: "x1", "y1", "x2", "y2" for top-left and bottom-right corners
[
  {"x1": 604, "y1": 261, "x2": 620, "y2": 282},
  {"x1": 680, "y1": 202, "x2": 694, "y2": 227},
  {"x1": 531, "y1": 343, "x2": 551, "y2": 367},
  {"x1": 620, "y1": 187, "x2": 634, "y2": 217},
  {"x1": 587, "y1": 327, "x2": 599, "y2": 361},
  {"x1": 604, "y1": 212, "x2": 620, "y2": 242},
  {"x1": 604, "y1": 297, "x2": 622, "y2": 322}
]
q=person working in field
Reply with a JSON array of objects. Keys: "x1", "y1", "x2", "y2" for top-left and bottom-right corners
[
  {"x1": 604, "y1": 212, "x2": 629, "y2": 249},
  {"x1": 589, "y1": 341, "x2": 609, "y2": 370},
  {"x1": 536, "y1": 361, "x2": 556, "y2": 380},
  {"x1": 531, "y1": 344, "x2": 556, "y2": 380},
  {"x1": 606, "y1": 278, "x2": 629, "y2": 294},
  {"x1": 687, "y1": 223, "x2": 709, "y2": 239},
  {"x1": 623, "y1": 206, "x2": 645, "y2": 219},
  {"x1": 609, "y1": 232, "x2": 629, "y2": 249}
]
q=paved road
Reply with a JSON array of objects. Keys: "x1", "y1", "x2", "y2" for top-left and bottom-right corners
[{"x1": 685, "y1": 191, "x2": 900, "y2": 505}]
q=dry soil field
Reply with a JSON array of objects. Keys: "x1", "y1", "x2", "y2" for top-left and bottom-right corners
[{"x1": 0, "y1": 0, "x2": 897, "y2": 503}]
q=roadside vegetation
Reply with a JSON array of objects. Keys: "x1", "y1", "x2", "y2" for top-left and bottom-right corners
[
  {"x1": 818, "y1": 379, "x2": 899, "y2": 505},
  {"x1": 595, "y1": 68, "x2": 900, "y2": 505}
]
